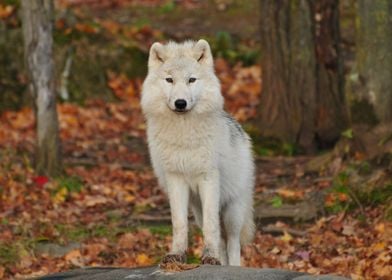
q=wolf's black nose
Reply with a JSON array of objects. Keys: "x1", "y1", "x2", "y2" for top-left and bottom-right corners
[{"x1": 174, "y1": 99, "x2": 187, "y2": 110}]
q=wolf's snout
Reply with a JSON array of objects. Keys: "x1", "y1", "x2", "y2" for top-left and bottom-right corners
[{"x1": 174, "y1": 99, "x2": 187, "y2": 110}]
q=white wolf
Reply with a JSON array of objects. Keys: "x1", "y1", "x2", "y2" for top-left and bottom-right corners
[{"x1": 141, "y1": 39, "x2": 255, "y2": 266}]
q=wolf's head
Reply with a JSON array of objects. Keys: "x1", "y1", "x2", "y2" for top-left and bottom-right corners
[{"x1": 141, "y1": 40, "x2": 223, "y2": 117}]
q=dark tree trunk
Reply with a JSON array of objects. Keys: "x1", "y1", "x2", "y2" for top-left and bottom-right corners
[
  {"x1": 354, "y1": 0, "x2": 392, "y2": 123},
  {"x1": 21, "y1": 0, "x2": 62, "y2": 176},
  {"x1": 259, "y1": 0, "x2": 348, "y2": 152},
  {"x1": 314, "y1": 0, "x2": 347, "y2": 145}
]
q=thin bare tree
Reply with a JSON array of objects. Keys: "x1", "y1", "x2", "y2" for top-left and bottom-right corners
[{"x1": 21, "y1": 0, "x2": 62, "y2": 176}]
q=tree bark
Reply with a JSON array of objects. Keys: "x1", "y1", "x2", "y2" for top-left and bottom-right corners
[
  {"x1": 21, "y1": 0, "x2": 62, "y2": 176},
  {"x1": 259, "y1": 0, "x2": 348, "y2": 152},
  {"x1": 354, "y1": 0, "x2": 392, "y2": 123},
  {"x1": 314, "y1": 0, "x2": 347, "y2": 146}
]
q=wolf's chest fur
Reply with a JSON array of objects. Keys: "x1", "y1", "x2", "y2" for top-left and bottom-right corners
[{"x1": 148, "y1": 115, "x2": 219, "y2": 175}]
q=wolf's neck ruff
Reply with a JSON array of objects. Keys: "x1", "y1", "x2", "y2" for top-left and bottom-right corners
[{"x1": 147, "y1": 112, "x2": 219, "y2": 175}]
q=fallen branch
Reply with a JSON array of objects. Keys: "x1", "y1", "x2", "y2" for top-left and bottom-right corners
[
  {"x1": 128, "y1": 214, "x2": 172, "y2": 225},
  {"x1": 255, "y1": 197, "x2": 324, "y2": 222},
  {"x1": 64, "y1": 158, "x2": 147, "y2": 170},
  {"x1": 261, "y1": 225, "x2": 307, "y2": 237}
]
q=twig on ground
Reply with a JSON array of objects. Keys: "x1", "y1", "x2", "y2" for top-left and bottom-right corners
[
  {"x1": 64, "y1": 158, "x2": 147, "y2": 170},
  {"x1": 261, "y1": 225, "x2": 307, "y2": 237}
]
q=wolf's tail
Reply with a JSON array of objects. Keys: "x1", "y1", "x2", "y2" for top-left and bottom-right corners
[{"x1": 240, "y1": 209, "x2": 256, "y2": 245}]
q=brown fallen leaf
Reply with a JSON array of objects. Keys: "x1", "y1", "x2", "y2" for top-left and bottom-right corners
[
  {"x1": 0, "y1": 266, "x2": 5, "y2": 278},
  {"x1": 159, "y1": 262, "x2": 200, "y2": 272},
  {"x1": 276, "y1": 188, "x2": 305, "y2": 200}
]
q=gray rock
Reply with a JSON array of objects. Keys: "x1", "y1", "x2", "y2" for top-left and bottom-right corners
[
  {"x1": 293, "y1": 276, "x2": 350, "y2": 280},
  {"x1": 37, "y1": 266, "x2": 351, "y2": 280},
  {"x1": 34, "y1": 242, "x2": 81, "y2": 258}
]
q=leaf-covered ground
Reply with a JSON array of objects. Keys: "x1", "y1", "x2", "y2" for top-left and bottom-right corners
[
  {"x1": 0, "y1": 1, "x2": 391, "y2": 279},
  {"x1": 0, "y1": 59, "x2": 391, "y2": 279}
]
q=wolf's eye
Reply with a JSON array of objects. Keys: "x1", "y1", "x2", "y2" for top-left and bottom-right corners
[
  {"x1": 165, "y1": 78, "x2": 173, "y2": 83},
  {"x1": 189, "y1": 77, "x2": 197, "y2": 83}
]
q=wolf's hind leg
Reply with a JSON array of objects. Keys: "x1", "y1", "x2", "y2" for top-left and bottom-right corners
[
  {"x1": 223, "y1": 201, "x2": 245, "y2": 266},
  {"x1": 219, "y1": 238, "x2": 228, "y2": 265},
  {"x1": 190, "y1": 193, "x2": 203, "y2": 228},
  {"x1": 199, "y1": 170, "x2": 221, "y2": 264}
]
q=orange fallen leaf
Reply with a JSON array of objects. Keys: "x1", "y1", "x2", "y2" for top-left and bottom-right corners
[
  {"x1": 136, "y1": 253, "x2": 153, "y2": 266},
  {"x1": 65, "y1": 249, "x2": 84, "y2": 267},
  {"x1": 0, "y1": 5, "x2": 14, "y2": 19},
  {"x1": 375, "y1": 223, "x2": 385, "y2": 234},
  {"x1": 338, "y1": 193, "x2": 349, "y2": 202},
  {"x1": 84, "y1": 243, "x2": 107, "y2": 259},
  {"x1": 276, "y1": 188, "x2": 305, "y2": 200},
  {"x1": 325, "y1": 193, "x2": 336, "y2": 207},
  {"x1": 372, "y1": 242, "x2": 386, "y2": 252},
  {"x1": 75, "y1": 23, "x2": 98, "y2": 34},
  {"x1": 0, "y1": 265, "x2": 5, "y2": 278},
  {"x1": 101, "y1": 20, "x2": 121, "y2": 34}
]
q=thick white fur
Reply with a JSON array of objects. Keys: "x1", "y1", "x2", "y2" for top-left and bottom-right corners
[{"x1": 141, "y1": 39, "x2": 255, "y2": 266}]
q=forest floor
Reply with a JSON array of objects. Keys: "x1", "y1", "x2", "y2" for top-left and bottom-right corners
[
  {"x1": 0, "y1": 1, "x2": 391, "y2": 279},
  {"x1": 1, "y1": 61, "x2": 391, "y2": 280}
]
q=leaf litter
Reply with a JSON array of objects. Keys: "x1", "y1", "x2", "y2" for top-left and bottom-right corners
[{"x1": 1, "y1": 58, "x2": 390, "y2": 279}]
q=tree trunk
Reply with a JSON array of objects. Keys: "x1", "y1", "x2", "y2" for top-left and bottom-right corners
[
  {"x1": 314, "y1": 0, "x2": 347, "y2": 146},
  {"x1": 354, "y1": 0, "x2": 392, "y2": 124},
  {"x1": 21, "y1": 0, "x2": 62, "y2": 176},
  {"x1": 259, "y1": 0, "x2": 348, "y2": 152}
]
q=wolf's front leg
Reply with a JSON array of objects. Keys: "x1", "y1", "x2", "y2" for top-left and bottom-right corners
[
  {"x1": 199, "y1": 169, "x2": 221, "y2": 265},
  {"x1": 161, "y1": 173, "x2": 189, "y2": 264}
]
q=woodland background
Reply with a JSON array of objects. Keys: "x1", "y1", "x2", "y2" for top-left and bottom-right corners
[{"x1": 0, "y1": 0, "x2": 391, "y2": 279}]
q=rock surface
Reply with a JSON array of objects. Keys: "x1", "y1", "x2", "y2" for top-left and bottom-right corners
[
  {"x1": 34, "y1": 242, "x2": 81, "y2": 258},
  {"x1": 38, "y1": 265, "x2": 350, "y2": 280}
]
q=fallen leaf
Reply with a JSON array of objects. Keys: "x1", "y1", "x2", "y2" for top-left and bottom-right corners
[
  {"x1": 372, "y1": 242, "x2": 386, "y2": 252},
  {"x1": 84, "y1": 195, "x2": 109, "y2": 207},
  {"x1": 276, "y1": 188, "x2": 304, "y2": 200},
  {"x1": 136, "y1": 253, "x2": 152, "y2": 266},
  {"x1": 342, "y1": 225, "x2": 355, "y2": 236},
  {"x1": 160, "y1": 262, "x2": 200, "y2": 272},
  {"x1": 33, "y1": 176, "x2": 49, "y2": 187},
  {"x1": 52, "y1": 187, "x2": 68, "y2": 204},
  {"x1": 0, "y1": 266, "x2": 5, "y2": 278},
  {"x1": 375, "y1": 223, "x2": 385, "y2": 234},
  {"x1": 295, "y1": 250, "x2": 310, "y2": 261},
  {"x1": 75, "y1": 23, "x2": 98, "y2": 34},
  {"x1": 281, "y1": 231, "x2": 293, "y2": 242},
  {"x1": 0, "y1": 5, "x2": 14, "y2": 19},
  {"x1": 118, "y1": 233, "x2": 135, "y2": 249},
  {"x1": 65, "y1": 249, "x2": 84, "y2": 267}
]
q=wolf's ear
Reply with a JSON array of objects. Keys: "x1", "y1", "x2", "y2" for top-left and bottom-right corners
[
  {"x1": 148, "y1": 42, "x2": 166, "y2": 69},
  {"x1": 193, "y1": 39, "x2": 213, "y2": 67}
]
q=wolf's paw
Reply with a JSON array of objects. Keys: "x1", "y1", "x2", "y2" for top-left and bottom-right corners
[
  {"x1": 160, "y1": 253, "x2": 187, "y2": 265},
  {"x1": 201, "y1": 255, "x2": 221, "y2": 265}
]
